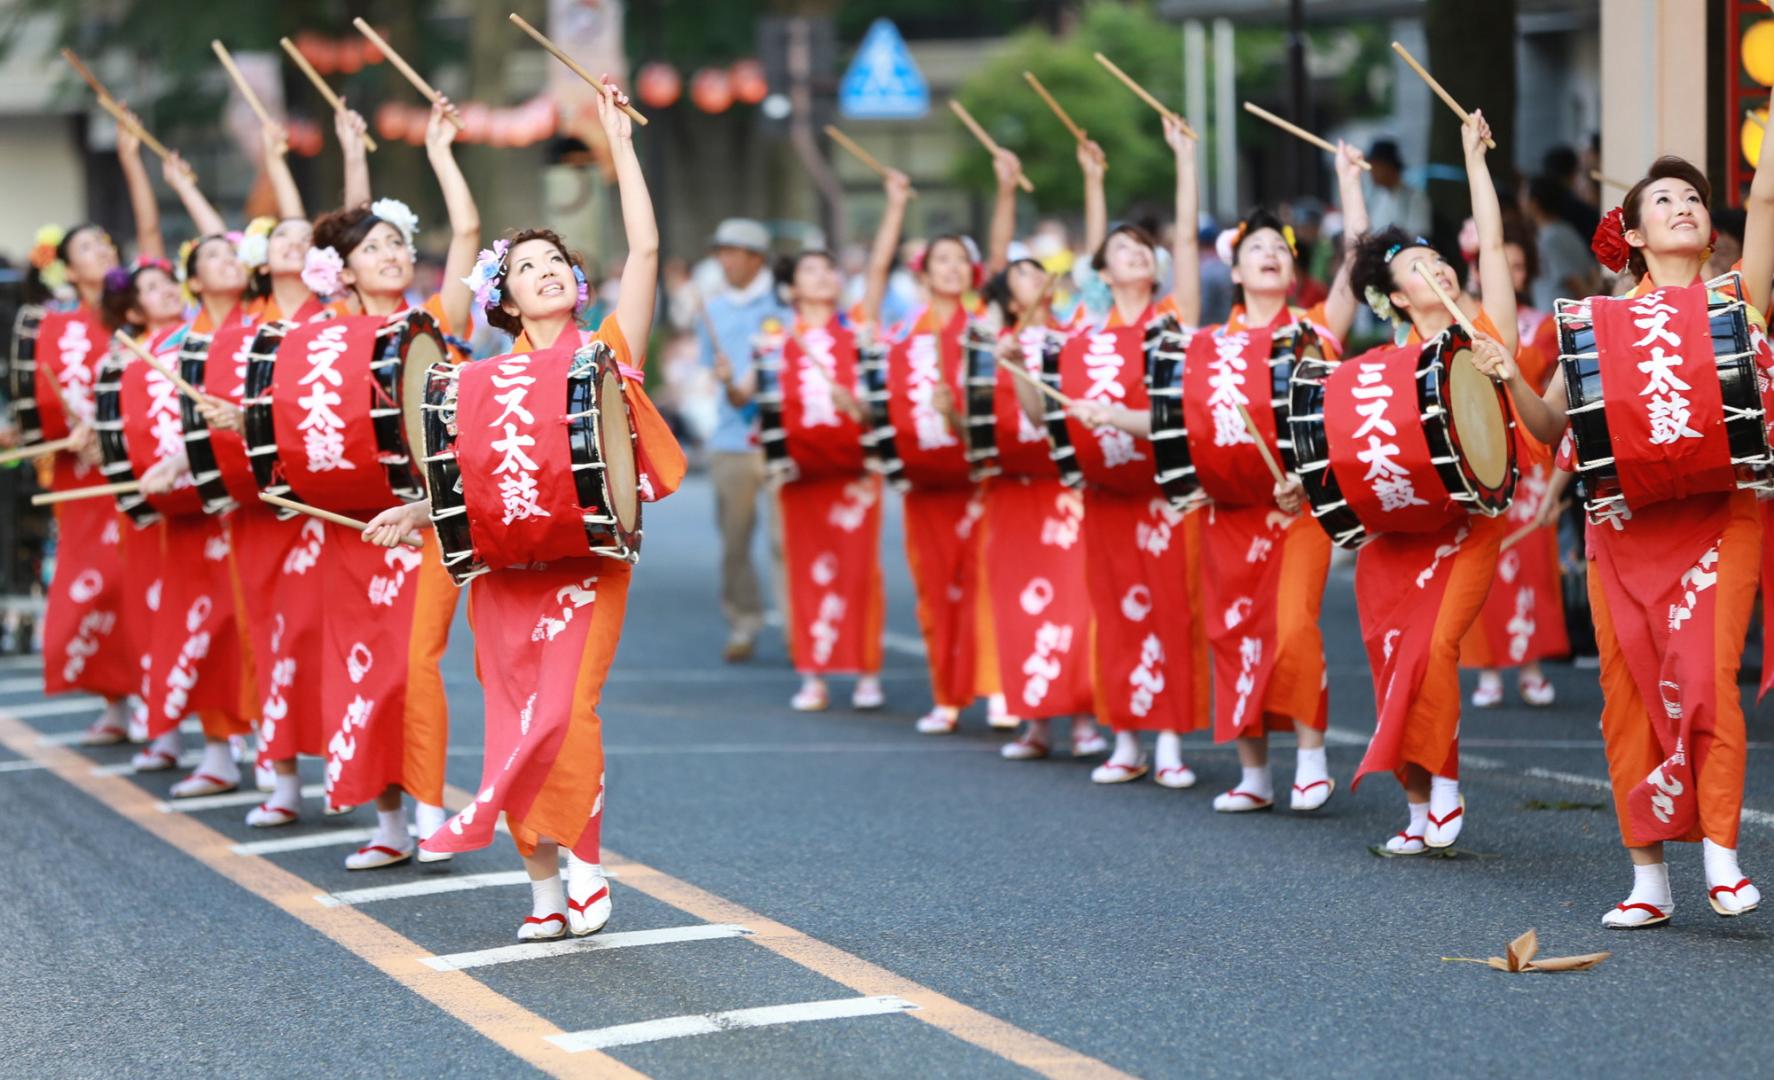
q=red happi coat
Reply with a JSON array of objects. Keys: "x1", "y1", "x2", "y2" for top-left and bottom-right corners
[
  {"x1": 775, "y1": 315, "x2": 884, "y2": 675},
  {"x1": 1061, "y1": 305, "x2": 1205, "y2": 733},
  {"x1": 982, "y1": 323, "x2": 1093, "y2": 719}
]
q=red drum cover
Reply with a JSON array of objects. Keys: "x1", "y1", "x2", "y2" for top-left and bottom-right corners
[{"x1": 269, "y1": 315, "x2": 399, "y2": 513}]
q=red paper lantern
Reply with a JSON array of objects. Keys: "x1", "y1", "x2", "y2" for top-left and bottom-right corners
[
  {"x1": 636, "y1": 62, "x2": 681, "y2": 110},
  {"x1": 374, "y1": 101, "x2": 409, "y2": 142},
  {"x1": 404, "y1": 105, "x2": 429, "y2": 146},
  {"x1": 335, "y1": 38, "x2": 365, "y2": 75},
  {"x1": 690, "y1": 68, "x2": 732, "y2": 114},
  {"x1": 730, "y1": 59, "x2": 767, "y2": 106},
  {"x1": 295, "y1": 33, "x2": 330, "y2": 73},
  {"x1": 288, "y1": 118, "x2": 324, "y2": 157},
  {"x1": 462, "y1": 102, "x2": 492, "y2": 144}
]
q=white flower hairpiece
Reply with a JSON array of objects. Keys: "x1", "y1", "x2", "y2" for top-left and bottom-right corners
[
  {"x1": 1214, "y1": 228, "x2": 1239, "y2": 267},
  {"x1": 302, "y1": 245, "x2": 344, "y2": 296},
  {"x1": 368, "y1": 197, "x2": 419, "y2": 246},
  {"x1": 237, "y1": 216, "x2": 275, "y2": 270},
  {"x1": 1363, "y1": 284, "x2": 1395, "y2": 324}
]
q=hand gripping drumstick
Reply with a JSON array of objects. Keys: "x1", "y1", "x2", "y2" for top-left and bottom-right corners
[
  {"x1": 824, "y1": 126, "x2": 918, "y2": 198},
  {"x1": 352, "y1": 19, "x2": 465, "y2": 131},
  {"x1": 31, "y1": 480, "x2": 140, "y2": 507},
  {"x1": 1499, "y1": 501, "x2": 1570, "y2": 552},
  {"x1": 211, "y1": 41, "x2": 281, "y2": 136},
  {"x1": 1411, "y1": 263, "x2": 1508, "y2": 387},
  {"x1": 507, "y1": 13, "x2": 649, "y2": 126},
  {"x1": 1023, "y1": 72, "x2": 1107, "y2": 172},
  {"x1": 258, "y1": 492, "x2": 424, "y2": 549},
  {"x1": 1092, "y1": 53, "x2": 1198, "y2": 141},
  {"x1": 1390, "y1": 41, "x2": 1495, "y2": 150},
  {"x1": 61, "y1": 49, "x2": 195, "y2": 180},
  {"x1": 996, "y1": 355, "x2": 1071, "y2": 408},
  {"x1": 279, "y1": 38, "x2": 378, "y2": 152},
  {"x1": 948, "y1": 100, "x2": 1034, "y2": 193},
  {"x1": 0, "y1": 436, "x2": 79, "y2": 467},
  {"x1": 1234, "y1": 403, "x2": 1287, "y2": 486},
  {"x1": 1242, "y1": 102, "x2": 1371, "y2": 172},
  {"x1": 112, "y1": 331, "x2": 207, "y2": 404}
]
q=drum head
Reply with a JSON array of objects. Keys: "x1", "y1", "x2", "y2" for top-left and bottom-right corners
[
  {"x1": 598, "y1": 368, "x2": 639, "y2": 532},
  {"x1": 400, "y1": 328, "x2": 444, "y2": 501},
  {"x1": 1448, "y1": 348, "x2": 1509, "y2": 491}
]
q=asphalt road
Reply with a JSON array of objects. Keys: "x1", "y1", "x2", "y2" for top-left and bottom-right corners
[{"x1": 2, "y1": 473, "x2": 1772, "y2": 1079}]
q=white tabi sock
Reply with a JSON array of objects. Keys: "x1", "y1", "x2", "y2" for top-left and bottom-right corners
[
  {"x1": 1235, "y1": 765, "x2": 1273, "y2": 802},
  {"x1": 148, "y1": 731, "x2": 181, "y2": 757},
  {"x1": 1626, "y1": 861, "x2": 1673, "y2": 908},
  {"x1": 1108, "y1": 730, "x2": 1143, "y2": 766},
  {"x1": 567, "y1": 853, "x2": 605, "y2": 892},
  {"x1": 197, "y1": 739, "x2": 239, "y2": 783},
  {"x1": 373, "y1": 806, "x2": 409, "y2": 850},
  {"x1": 530, "y1": 872, "x2": 567, "y2": 919},
  {"x1": 1703, "y1": 839, "x2": 1747, "y2": 889},
  {"x1": 1294, "y1": 746, "x2": 1329, "y2": 788},
  {"x1": 266, "y1": 771, "x2": 302, "y2": 812},
  {"x1": 1404, "y1": 800, "x2": 1430, "y2": 839},
  {"x1": 1429, "y1": 775, "x2": 1460, "y2": 816},
  {"x1": 1153, "y1": 731, "x2": 1184, "y2": 771},
  {"x1": 414, "y1": 802, "x2": 449, "y2": 841}
]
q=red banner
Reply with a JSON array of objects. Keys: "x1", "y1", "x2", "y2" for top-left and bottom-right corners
[
  {"x1": 1183, "y1": 328, "x2": 1281, "y2": 506},
  {"x1": 270, "y1": 316, "x2": 398, "y2": 514},
  {"x1": 992, "y1": 327, "x2": 1060, "y2": 478},
  {"x1": 1592, "y1": 284, "x2": 1733, "y2": 509},
  {"x1": 34, "y1": 307, "x2": 105, "y2": 442},
  {"x1": 425, "y1": 561, "x2": 629, "y2": 863},
  {"x1": 1083, "y1": 490, "x2": 1200, "y2": 732},
  {"x1": 779, "y1": 474, "x2": 884, "y2": 673},
  {"x1": 1591, "y1": 497, "x2": 1733, "y2": 842},
  {"x1": 984, "y1": 479, "x2": 1092, "y2": 718},
  {"x1": 886, "y1": 318, "x2": 971, "y2": 488},
  {"x1": 40, "y1": 500, "x2": 134, "y2": 697},
  {"x1": 144, "y1": 516, "x2": 245, "y2": 738},
  {"x1": 121, "y1": 360, "x2": 205, "y2": 517},
  {"x1": 232, "y1": 510, "x2": 328, "y2": 758},
  {"x1": 1059, "y1": 326, "x2": 1153, "y2": 495},
  {"x1": 199, "y1": 323, "x2": 264, "y2": 506},
  {"x1": 781, "y1": 321, "x2": 866, "y2": 478},
  {"x1": 1325, "y1": 344, "x2": 1459, "y2": 535},
  {"x1": 454, "y1": 346, "x2": 593, "y2": 570}
]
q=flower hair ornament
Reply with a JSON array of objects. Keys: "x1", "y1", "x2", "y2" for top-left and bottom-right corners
[
  {"x1": 461, "y1": 239, "x2": 510, "y2": 310},
  {"x1": 301, "y1": 245, "x2": 345, "y2": 297},
  {"x1": 1215, "y1": 220, "x2": 1298, "y2": 266},
  {"x1": 1590, "y1": 206, "x2": 1630, "y2": 274},
  {"x1": 29, "y1": 224, "x2": 68, "y2": 291},
  {"x1": 1363, "y1": 285, "x2": 1396, "y2": 324},
  {"x1": 368, "y1": 197, "x2": 419, "y2": 246},
  {"x1": 236, "y1": 216, "x2": 277, "y2": 271}
]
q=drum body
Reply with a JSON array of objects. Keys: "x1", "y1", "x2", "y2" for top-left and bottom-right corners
[
  {"x1": 1555, "y1": 275, "x2": 1770, "y2": 519},
  {"x1": 179, "y1": 323, "x2": 265, "y2": 515},
  {"x1": 1144, "y1": 315, "x2": 1202, "y2": 509},
  {"x1": 857, "y1": 338, "x2": 908, "y2": 491},
  {"x1": 754, "y1": 341, "x2": 792, "y2": 479},
  {"x1": 961, "y1": 321, "x2": 1001, "y2": 482},
  {"x1": 1040, "y1": 334, "x2": 1083, "y2": 489},
  {"x1": 243, "y1": 311, "x2": 437, "y2": 515},
  {"x1": 1290, "y1": 326, "x2": 1516, "y2": 548},
  {"x1": 92, "y1": 352, "x2": 156, "y2": 526},
  {"x1": 422, "y1": 341, "x2": 642, "y2": 585},
  {"x1": 8, "y1": 304, "x2": 45, "y2": 443}
]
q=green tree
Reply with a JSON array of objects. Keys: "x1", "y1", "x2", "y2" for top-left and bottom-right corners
[{"x1": 951, "y1": 3, "x2": 1185, "y2": 214}]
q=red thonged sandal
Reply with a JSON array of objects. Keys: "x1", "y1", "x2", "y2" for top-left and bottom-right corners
[{"x1": 519, "y1": 912, "x2": 568, "y2": 941}]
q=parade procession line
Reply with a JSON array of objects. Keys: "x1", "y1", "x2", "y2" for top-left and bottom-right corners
[{"x1": 0, "y1": 711, "x2": 646, "y2": 1080}]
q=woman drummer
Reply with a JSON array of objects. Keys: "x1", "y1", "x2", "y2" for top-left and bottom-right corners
[
  {"x1": 978, "y1": 141, "x2": 1108, "y2": 761},
  {"x1": 366, "y1": 78, "x2": 680, "y2": 939},
  {"x1": 1472, "y1": 150, "x2": 1774, "y2": 927},
  {"x1": 1020, "y1": 115, "x2": 1207, "y2": 788},
  {"x1": 855, "y1": 171, "x2": 1005, "y2": 735},
  {"x1": 302, "y1": 100, "x2": 478, "y2": 869},
  {"x1": 1343, "y1": 110, "x2": 1533, "y2": 854}
]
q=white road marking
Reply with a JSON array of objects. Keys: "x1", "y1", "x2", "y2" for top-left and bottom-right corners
[
  {"x1": 91, "y1": 750, "x2": 204, "y2": 776},
  {"x1": 317, "y1": 866, "x2": 623, "y2": 908},
  {"x1": 0, "y1": 759, "x2": 47, "y2": 774},
  {"x1": 232, "y1": 827, "x2": 380, "y2": 855},
  {"x1": 40, "y1": 716, "x2": 200, "y2": 747},
  {"x1": 158, "y1": 783, "x2": 325, "y2": 813},
  {"x1": 425, "y1": 923, "x2": 753, "y2": 973},
  {"x1": 0, "y1": 676, "x2": 49, "y2": 694},
  {"x1": 9, "y1": 698, "x2": 100, "y2": 720},
  {"x1": 547, "y1": 995, "x2": 918, "y2": 1053},
  {"x1": 0, "y1": 655, "x2": 43, "y2": 670}
]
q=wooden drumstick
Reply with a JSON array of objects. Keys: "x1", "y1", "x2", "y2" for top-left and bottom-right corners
[
  {"x1": 61, "y1": 49, "x2": 194, "y2": 180},
  {"x1": 211, "y1": 40, "x2": 282, "y2": 135},
  {"x1": 824, "y1": 126, "x2": 918, "y2": 198},
  {"x1": 280, "y1": 38, "x2": 378, "y2": 152},
  {"x1": 948, "y1": 100, "x2": 1034, "y2": 193},
  {"x1": 31, "y1": 480, "x2": 139, "y2": 506},
  {"x1": 1390, "y1": 41, "x2": 1495, "y2": 150},
  {"x1": 997, "y1": 356, "x2": 1071, "y2": 408},
  {"x1": 1092, "y1": 52, "x2": 1198, "y2": 140},
  {"x1": 1233, "y1": 402, "x2": 1286, "y2": 486},
  {"x1": 112, "y1": 331, "x2": 207, "y2": 404},
  {"x1": 1588, "y1": 169, "x2": 1630, "y2": 192},
  {"x1": 1242, "y1": 102, "x2": 1371, "y2": 172},
  {"x1": 1011, "y1": 274, "x2": 1059, "y2": 336},
  {"x1": 0, "y1": 437, "x2": 78, "y2": 466},
  {"x1": 1023, "y1": 72, "x2": 1106, "y2": 172},
  {"x1": 258, "y1": 492, "x2": 424, "y2": 549},
  {"x1": 1499, "y1": 500, "x2": 1570, "y2": 552},
  {"x1": 352, "y1": 18, "x2": 465, "y2": 130},
  {"x1": 507, "y1": 13, "x2": 648, "y2": 126}
]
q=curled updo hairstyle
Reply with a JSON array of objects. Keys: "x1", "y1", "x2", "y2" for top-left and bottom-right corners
[
  {"x1": 1348, "y1": 225, "x2": 1433, "y2": 313},
  {"x1": 1620, "y1": 155, "x2": 1710, "y2": 282},
  {"x1": 482, "y1": 227, "x2": 588, "y2": 336},
  {"x1": 24, "y1": 222, "x2": 106, "y2": 303},
  {"x1": 1089, "y1": 222, "x2": 1160, "y2": 273},
  {"x1": 980, "y1": 258, "x2": 1043, "y2": 323},
  {"x1": 1227, "y1": 207, "x2": 1296, "y2": 307},
  {"x1": 773, "y1": 249, "x2": 836, "y2": 305},
  {"x1": 310, "y1": 204, "x2": 382, "y2": 263}
]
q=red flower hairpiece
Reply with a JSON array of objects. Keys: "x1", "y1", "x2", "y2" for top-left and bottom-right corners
[{"x1": 1591, "y1": 206, "x2": 1630, "y2": 273}]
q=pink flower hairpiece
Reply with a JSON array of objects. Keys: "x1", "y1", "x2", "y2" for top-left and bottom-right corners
[
  {"x1": 462, "y1": 239, "x2": 510, "y2": 310},
  {"x1": 302, "y1": 245, "x2": 344, "y2": 296}
]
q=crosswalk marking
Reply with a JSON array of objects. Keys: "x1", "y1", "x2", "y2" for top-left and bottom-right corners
[
  {"x1": 423, "y1": 924, "x2": 753, "y2": 973},
  {"x1": 0, "y1": 759, "x2": 47, "y2": 774},
  {"x1": 158, "y1": 784, "x2": 325, "y2": 813},
  {"x1": 547, "y1": 995, "x2": 918, "y2": 1052},
  {"x1": 91, "y1": 750, "x2": 202, "y2": 777}
]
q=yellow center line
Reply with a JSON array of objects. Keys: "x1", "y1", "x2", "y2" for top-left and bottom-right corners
[
  {"x1": 0, "y1": 714, "x2": 645, "y2": 1080},
  {"x1": 446, "y1": 780, "x2": 1135, "y2": 1079}
]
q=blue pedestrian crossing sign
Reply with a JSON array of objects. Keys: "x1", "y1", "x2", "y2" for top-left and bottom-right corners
[{"x1": 839, "y1": 19, "x2": 929, "y2": 120}]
